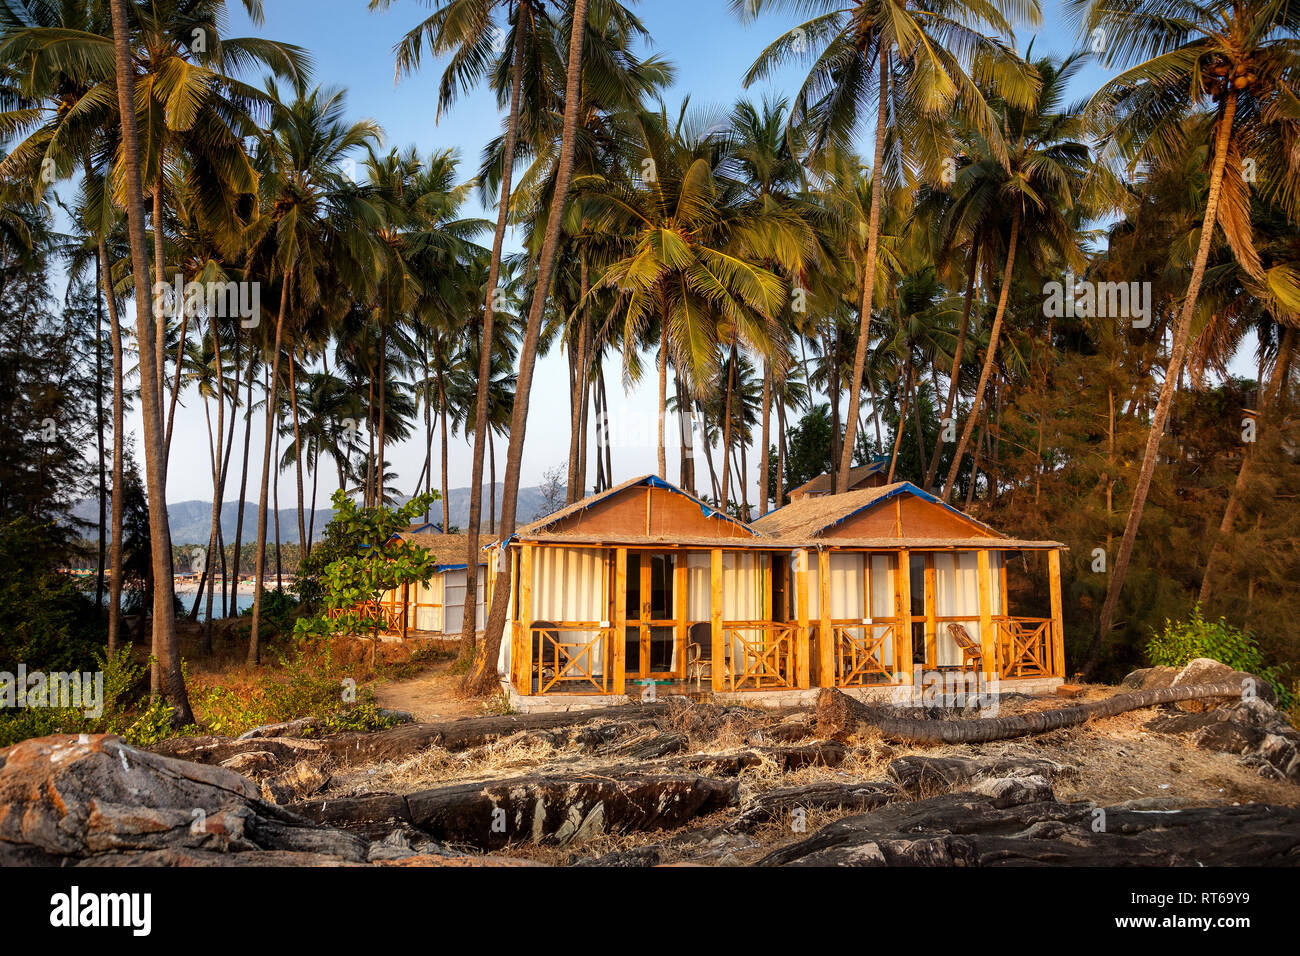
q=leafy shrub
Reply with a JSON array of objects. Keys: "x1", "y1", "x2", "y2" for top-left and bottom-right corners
[
  {"x1": 1146, "y1": 608, "x2": 1290, "y2": 706},
  {"x1": 188, "y1": 635, "x2": 393, "y2": 738},
  {"x1": 0, "y1": 648, "x2": 192, "y2": 747}
]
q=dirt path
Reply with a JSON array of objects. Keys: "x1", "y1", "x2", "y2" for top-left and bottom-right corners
[{"x1": 373, "y1": 658, "x2": 482, "y2": 722}]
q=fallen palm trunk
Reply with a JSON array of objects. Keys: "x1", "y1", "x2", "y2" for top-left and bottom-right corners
[
  {"x1": 295, "y1": 773, "x2": 738, "y2": 850},
  {"x1": 816, "y1": 683, "x2": 1248, "y2": 744},
  {"x1": 150, "y1": 704, "x2": 669, "y2": 770}
]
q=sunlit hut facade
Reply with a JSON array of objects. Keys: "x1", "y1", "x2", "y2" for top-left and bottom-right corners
[
  {"x1": 368, "y1": 527, "x2": 487, "y2": 638},
  {"x1": 490, "y1": 476, "x2": 1067, "y2": 702}
]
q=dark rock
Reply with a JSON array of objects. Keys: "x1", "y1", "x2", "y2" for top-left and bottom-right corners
[
  {"x1": 758, "y1": 791, "x2": 1300, "y2": 866},
  {"x1": 572, "y1": 846, "x2": 662, "y2": 867},
  {"x1": 1171, "y1": 658, "x2": 1278, "y2": 705},
  {"x1": 887, "y1": 755, "x2": 1069, "y2": 796},
  {"x1": 0, "y1": 734, "x2": 366, "y2": 865},
  {"x1": 733, "y1": 780, "x2": 899, "y2": 830}
]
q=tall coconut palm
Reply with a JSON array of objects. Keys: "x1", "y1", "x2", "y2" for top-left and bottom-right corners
[
  {"x1": 375, "y1": 0, "x2": 559, "y2": 658},
  {"x1": 243, "y1": 82, "x2": 381, "y2": 663},
  {"x1": 938, "y1": 52, "x2": 1094, "y2": 500},
  {"x1": 470, "y1": 0, "x2": 591, "y2": 693},
  {"x1": 1072, "y1": 0, "x2": 1300, "y2": 669},
  {"x1": 737, "y1": 0, "x2": 1041, "y2": 492},
  {"x1": 105, "y1": 0, "x2": 191, "y2": 721}
]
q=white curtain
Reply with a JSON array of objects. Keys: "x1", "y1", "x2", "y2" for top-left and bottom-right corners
[
  {"x1": 411, "y1": 577, "x2": 442, "y2": 632},
  {"x1": 932, "y1": 552, "x2": 1003, "y2": 666},
  {"x1": 531, "y1": 547, "x2": 609, "y2": 675},
  {"x1": 686, "y1": 551, "x2": 766, "y2": 660},
  {"x1": 799, "y1": 552, "x2": 895, "y2": 674}
]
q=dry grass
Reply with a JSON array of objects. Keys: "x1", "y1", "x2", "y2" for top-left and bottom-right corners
[{"x1": 319, "y1": 690, "x2": 1298, "y2": 865}]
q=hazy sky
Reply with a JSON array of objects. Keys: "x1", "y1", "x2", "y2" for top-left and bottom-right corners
[{"x1": 135, "y1": 0, "x2": 1111, "y2": 507}]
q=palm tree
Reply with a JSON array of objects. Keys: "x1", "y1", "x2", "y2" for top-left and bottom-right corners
[
  {"x1": 938, "y1": 52, "x2": 1094, "y2": 500},
  {"x1": 106, "y1": 0, "x2": 191, "y2": 721},
  {"x1": 375, "y1": 0, "x2": 559, "y2": 658},
  {"x1": 1072, "y1": 0, "x2": 1300, "y2": 668},
  {"x1": 243, "y1": 81, "x2": 381, "y2": 663},
  {"x1": 582, "y1": 104, "x2": 799, "y2": 506},
  {"x1": 737, "y1": 0, "x2": 1041, "y2": 492},
  {"x1": 471, "y1": 0, "x2": 591, "y2": 693}
]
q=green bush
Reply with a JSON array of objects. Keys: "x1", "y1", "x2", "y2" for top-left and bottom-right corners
[
  {"x1": 1146, "y1": 608, "x2": 1290, "y2": 706},
  {"x1": 0, "y1": 648, "x2": 191, "y2": 747}
]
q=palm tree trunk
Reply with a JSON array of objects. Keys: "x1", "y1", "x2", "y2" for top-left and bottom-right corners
[
  {"x1": 942, "y1": 204, "x2": 1021, "y2": 500},
  {"x1": 656, "y1": 319, "x2": 668, "y2": 479},
  {"x1": 758, "y1": 360, "x2": 771, "y2": 515},
  {"x1": 438, "y1": 369, "x2": 450, "y2": 532},
  {"x1": 1198, "y1": 324, "x2": 1294, "y2": 604},
  {"x1": 288, "y1": 356, "x2": 308, "y2": 558},
  {"x1": 249, "y1": 272, "x2": 291, "y2": 664},
  {"x1": 108, "y1": 0, "x2": 191, "y2": 723},
  {"x1": 1086, "y1": 91, "x2": 1240, "y2": 674},
  {"x1": 836, "y1": 49, "x2": 890, "y2": 492},
  {"x1": 925, "y1": 242, "x2": 979, "y2": 489},
  {"x1": 887, "y1": 356, "x2": 912, "y2": 483},
  {"x1": 460, "y1": 19, "x2": 526, "y2": 660},
  {"x1": 472, "y1": 0, "x2": 590, "y2": 693},
  {"x1": 229, "y1": 348, "x2": 254, "y2": 616},
  {"x1": 97, "y1": 238, "x2": 126, "y2": 656},
  {"x1": 775, "y1": 396, "x2": 787, "y2": 508},
  {"x1": 721, "y1": 345, "x2": 736, "y2": 509},
  {"x1": 377, "y1": 327, "x2": 387, "y2": 505},
  {"x1": 94, "y1": 255, "x2": 107, "y2": 611}
]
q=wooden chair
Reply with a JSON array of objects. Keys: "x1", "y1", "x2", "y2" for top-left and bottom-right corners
[
  {"x1": 686, "y1": 622, "x2": 728, "y2": 690},
  {"x1": 530, "y1": 620, "x2": 559, "y2": 689},
  {"x1": 946, "y1": 622, "x2": 984, "y2": 695}
]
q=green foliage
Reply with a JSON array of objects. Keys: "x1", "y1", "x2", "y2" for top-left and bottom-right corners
[
  {"x1": 0, "y1": 648, "x2": 192, "y2": 748},
  {"x1": 1146, "y1": 608, "x2": 1290, "y2": 706},
  {"x1": 189, "y1": 636, "x2": 398, "y2": 738},
  {"x1": 0, "y1": 518, "x2": 106, "y2": 673},
  {"x1": 294, "y1": 489, "x2": 440, "y2": 638},
  {"x1": 243, "y1": 587, "x2": 302, "y2": 634}
]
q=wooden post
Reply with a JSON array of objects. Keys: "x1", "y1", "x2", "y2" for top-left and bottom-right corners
[
  {"x1": 400, "y1": 582, "x2": 408, "y2": 639},
  {"x1": 795, "y1": 550, "x2": 809, "y2": 690},
  {"x1": 817, "y1": 549, "x2": 832, "y2": 688},
  {"x1": 710, "y1": 548, "x2": 724, "y2": 692},
  {"x1": 924, "y1": 555, "x2": 937, "y2": 669},
  {"x1": 897, "y1": 550, "x2": 913, "y2": 682},
  {"x1": 518, "y1": 544, "x2": 534, "y2": 695},
  {"x1": 675, "y1": 555, "x2": 688, "y2": 679},
  {"x1": 1049, "y1": 548, "x2": 1065, "y2": 678},
  {"x1": 977, "y1": 549, "x2": 995, "y2": 680},
  {"x1": 614, "y1": 548, "x2": 627, "y2": 696}
]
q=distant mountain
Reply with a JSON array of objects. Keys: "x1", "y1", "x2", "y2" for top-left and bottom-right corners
[{"x1": 70, "y1": 483, "x2": 552, "y2": 545}]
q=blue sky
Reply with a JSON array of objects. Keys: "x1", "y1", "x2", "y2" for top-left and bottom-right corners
[{"x1": 154, "y1": 0, "x2": 1117, "y2": 507}]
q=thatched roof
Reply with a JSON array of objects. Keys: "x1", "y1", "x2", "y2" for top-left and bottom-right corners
[
  {"x1": 751, "y1": 481, "x2": 1048, "y2": 547},
  {"x1": 394, "y1": 532, "x2": 484, "y2": 567},
  {"x1": 788, "y1": 459, "x2": 887, "y2": 497},
  {"x1": 753, "y1": 483, "x2": 906, "y2": 537}
]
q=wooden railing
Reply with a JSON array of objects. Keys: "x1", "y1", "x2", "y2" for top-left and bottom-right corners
[
  {"x1": 833, "y1": 623, "x2": 898, "y2": 686},
  {"x1": 724, "y1": 622, "x2": 796, "y2": 691},
  {"x1": 530, "y1": 622, "x2": 612, "y2": 695},
  {"x1": 327, "y1": 602, "x2": 402, "y2": 633},
  {"x1": 996, "y1": 617, "x2": 1054, "y2": 678}
]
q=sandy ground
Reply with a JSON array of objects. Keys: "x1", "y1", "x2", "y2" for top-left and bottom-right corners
[{"x1": 373, "y1": 657, "x2": 483, "y2": 721}]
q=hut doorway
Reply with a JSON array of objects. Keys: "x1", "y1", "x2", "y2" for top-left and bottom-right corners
[{"x1": 624, "y1": 552, "x2": 678, "y2": 679}]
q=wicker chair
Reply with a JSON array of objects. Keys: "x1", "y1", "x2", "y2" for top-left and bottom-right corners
[
  {"x1": 686, "y1": 622, "x2": 729, "y2": 690},
  {"x1": 946, "y1": 622, "x2": 984, "y2": 694}
]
